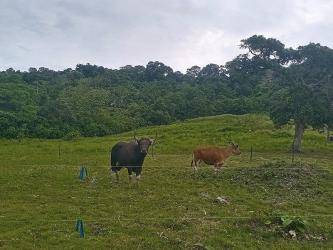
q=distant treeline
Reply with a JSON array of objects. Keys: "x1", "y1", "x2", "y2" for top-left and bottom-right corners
[{"x1": 1, "y1": 35, "x2": 332, "y2": 150}]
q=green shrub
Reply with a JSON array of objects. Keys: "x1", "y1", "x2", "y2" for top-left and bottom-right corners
[{"x1": 63, "y1": 130, "x2": 81, "y2": 141}]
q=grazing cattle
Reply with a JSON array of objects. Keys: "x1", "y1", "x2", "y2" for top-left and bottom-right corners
[
  {"x1": 191, "y1": 143, "x2": 241, "y2": 171},
  {"x1": 110, "y1": 135, "x2": 155, "y2": 182}
]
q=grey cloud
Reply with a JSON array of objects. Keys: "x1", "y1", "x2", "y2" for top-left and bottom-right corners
[{"x1": 0, "y1": 0, "x2": 332, "y2": 72}]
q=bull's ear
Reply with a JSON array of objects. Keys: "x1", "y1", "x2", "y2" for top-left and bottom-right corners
[{"x1": 149, "y1": 139, "x2": 155, "y2": 145}]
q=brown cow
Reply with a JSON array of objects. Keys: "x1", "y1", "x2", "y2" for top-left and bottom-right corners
[{"x1": 191, "y1": 143, "x2": 241, "y2": 171}]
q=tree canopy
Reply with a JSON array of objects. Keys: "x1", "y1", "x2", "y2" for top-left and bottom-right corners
[
  {"x1": 0, "y1": 35, "x2": 332, "y2": 152},
  {"x1": 240, "y1": 36, "x2": 333, "y2": 151}
]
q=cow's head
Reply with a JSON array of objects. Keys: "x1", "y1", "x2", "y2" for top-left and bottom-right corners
[
  {"x1": 230, "y1": 143, "x2": 241, "y2": 155},
  {"x1": 134, "y1": 134, "x2": 156, "y2": 155}
]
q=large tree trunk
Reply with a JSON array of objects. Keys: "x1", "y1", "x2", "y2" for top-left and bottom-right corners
[{"x1": 293, "y1": 122, "x2": 305, "y2": 153}]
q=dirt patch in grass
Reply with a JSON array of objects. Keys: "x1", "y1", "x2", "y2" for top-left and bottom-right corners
[
  {"x1": 230, "y1": 161, "x2": 333, "y2": 199},
  {"x1": 234, "y1": 217, "x2": 330, "y2": 243}
]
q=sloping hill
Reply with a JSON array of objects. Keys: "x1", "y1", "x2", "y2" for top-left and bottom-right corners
[
  {"x1": 1, "y1": 114, "x2": 332, "y2": 166},
  {"x1": 0, "y1": 114, "x2": 332, "y2": 249},
  {"x1": 107, "y1": 113, "x2": 330, "y2": 155}
]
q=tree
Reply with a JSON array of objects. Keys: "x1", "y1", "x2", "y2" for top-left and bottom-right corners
[
  {"x1": 119, "y1": 65, "x2": 146, "y2": 82},
  {"x1": 0, "y1": 82, "x2": 38, "y2": 137},
  {"x1": 271, "y1": 44, "x2": 333, "y2": 152},
  {"x1": 58, "y1": 84, "x2": 113, "y2": 136},
  {"x1": 227, "y1": 35, "x2": 290, "y2": 96},
  {"x1": 225, "y1": 54, "x2": 263, "y2": 96},
  {"x1": 186, "y1": 66, "x2": 201, "y2": 79},
  {"x1": 0, "y1": 35, "x2": 332, "y2": 141},
  {"x1": 199, "y1": 64, "x2": 223, "y2": 79},
  {"x1": 240, "y1": 35, "x2": 290, "y2": 64},
  {"x1": 145, "y1": 61, "x2": 173, "y2": 81},
  {"x1": 240, "y1": 35, "x2": 333, "y2": 152},
  {"x1": 75, "y1": 63, "x2": 106, "y2": 78}
]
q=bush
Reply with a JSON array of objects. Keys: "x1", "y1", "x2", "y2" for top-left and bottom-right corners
[{"x1": 63, "y1": 130, "x2": 81, "y2": 141}]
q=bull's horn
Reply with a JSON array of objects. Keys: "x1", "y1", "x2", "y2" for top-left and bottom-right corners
[
  {"x1": 154, "y1": 131, "x2": 158, "y2": 143},
  {"x1": 133, "y1": 131, "x2": 138, "y2": 141},
  {"x1": 149, "y1": 131, "x2": 157, "y2": 144}
]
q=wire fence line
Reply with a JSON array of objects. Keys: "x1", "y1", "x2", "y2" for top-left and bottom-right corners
[
  {"x1": 2, "y1": 162, "x2": 331, "y2": 169},
  {"x1": 1, "y1": 213, "x2": 333, "y2": 223},
  {"x1": 1, "y1": 163, "x2": 332, "y2": 170},
  {"x1": 1, "y1": 163, "x2": 331, "y2": 201},
  {"x1": 2, "y1": 149, "x2": 333, "y2": 157},
  {"x1": 2, "y1": 152, "x2": 332, "y2": 159},
  {"x1": 1, "y1": 213, "x2": 333, "y2": 243},
  {"x1": 1, "y1": 214, "x2": 333, "y2": 240},
  {"x1": 0, "y1": 194, "x2": 328, "y2": 207},
  {"x1": 0, "y1": 234, "x2": 142, "y2": 242},
  {"x1": 0, "y1": 236, "x2": 151, "y2": 242},
  {"x1": 1, "y1": 151, "x2": 332, "y2": 171}
]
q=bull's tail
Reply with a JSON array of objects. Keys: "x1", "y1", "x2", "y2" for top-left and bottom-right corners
[
  {"x1": 110, "y1": 144, "x2": 122, "y2": 183},
  {"x1": 110, "y1": 153, "x2": 117, "y2": 167},
  {"x1": 110, "y1": 146, "x2": 118, "y2": 168}
]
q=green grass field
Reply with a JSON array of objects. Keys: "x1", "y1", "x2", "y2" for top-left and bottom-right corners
[{"x1": 1, "y1": 114, "x2": 332, "y2": 249}]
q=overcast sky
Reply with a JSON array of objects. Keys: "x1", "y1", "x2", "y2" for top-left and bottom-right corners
[{"x1": 1, "y1": 0, "x2": 333, "y2": 72}]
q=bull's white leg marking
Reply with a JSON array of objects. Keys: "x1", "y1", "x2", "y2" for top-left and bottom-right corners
[
  {"x1": 111, "y1": 171, "x2": 119, "y2": 182},
  {"x1": 135, "y1": 175, "x2": 141, "y2": 186}
]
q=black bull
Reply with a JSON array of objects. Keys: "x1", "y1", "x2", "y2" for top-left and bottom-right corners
[{"x1": 110, "y1": 138, "x2": 154, "y2": 181}]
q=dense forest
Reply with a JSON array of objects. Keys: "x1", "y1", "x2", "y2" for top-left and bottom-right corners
[{"x1": 1, "y1": 35, "x2": 332, "y2": 151}]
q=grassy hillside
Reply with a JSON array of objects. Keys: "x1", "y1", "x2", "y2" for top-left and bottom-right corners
[{"x1": 1, "y1": 114, "x2": 332, "y2": 249}]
